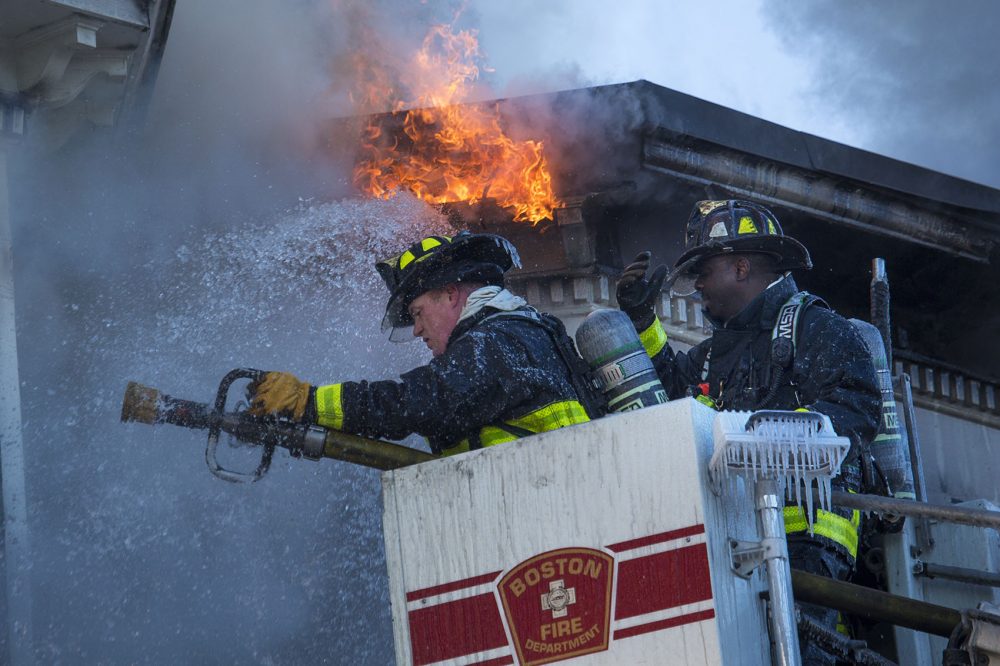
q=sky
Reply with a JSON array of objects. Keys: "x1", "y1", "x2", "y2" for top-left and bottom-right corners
[
  {"x1": 472, "y1": 0, "x2": 818, "y2": 127},
  {"x1": 5, "y1": 0, "x2": 1000, "y2": 663}
]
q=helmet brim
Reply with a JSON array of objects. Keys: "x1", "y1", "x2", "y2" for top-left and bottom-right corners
[
  {"x1": 671, "y1": 235, "x2": 812, "y2": 275},
  {"x1": 665, "y1": 254, "x2": 702, "y2": 297}
]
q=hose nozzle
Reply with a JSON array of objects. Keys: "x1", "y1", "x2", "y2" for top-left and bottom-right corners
[{"x1": 121, "y1": 382, "x2": 161, "y2": 424}]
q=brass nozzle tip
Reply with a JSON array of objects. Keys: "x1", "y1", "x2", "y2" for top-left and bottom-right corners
[{"x1": 121, "y1": 381, "x2": 161, "y2": 424}]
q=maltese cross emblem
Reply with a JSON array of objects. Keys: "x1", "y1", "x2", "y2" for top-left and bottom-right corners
[{"x1": 540, "y1": 579, "x2": 577, "y2": 618}]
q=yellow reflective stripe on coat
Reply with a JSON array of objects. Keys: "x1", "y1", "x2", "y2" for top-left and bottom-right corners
[
  {"x1": 783, "y1": 505, "x2": 861, "y2": 559},
  {"x1": 477, "y1": 427, "x2": 520, "y2": 449},
  {"x1": 639, "y1": 317, "x2": 668, "y2": 357},
  {"x1": 315, "y1": 383, "x2": 345, "y2": 431},
  {"x1": 443, "y1": 400, "x2": 590, "y2": 456},
  {"x1": 443, "y1": 440, "x2": 473, "y2": 456}
]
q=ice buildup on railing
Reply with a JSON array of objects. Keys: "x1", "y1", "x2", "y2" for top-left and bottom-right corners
[{"x1": 710, "y1": 410, "x2": 850, "y2": 533}]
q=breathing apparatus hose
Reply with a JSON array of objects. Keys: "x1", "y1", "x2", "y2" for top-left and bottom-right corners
[{"x1": 755, "y1": 367, "x2": 786, "y2": 410}]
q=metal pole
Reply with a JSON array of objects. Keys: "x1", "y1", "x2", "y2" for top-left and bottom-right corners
[
  {"x1": 0, "y1": 140, "x2": 34, "y2": 663},
  {"x1": 829, "y1": 490, "x2": 1000, "y2": 531},
  {"x1": 870, "y1": 259, "x2": 892, "y2": 370},
  {"x1": 897, "y1": 373, "x2": 928, "y2": 503},
  {"x1": 917, "y1": 562, "x2": 1000, "y2": 589},
  {"x1": 756, "y1": 477, "x2": 802, "y2": 666},
  {"x1": 791, "y1": 569, "x2": 960, "y2": 638}
]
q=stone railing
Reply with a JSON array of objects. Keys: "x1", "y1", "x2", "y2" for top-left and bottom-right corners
[
  {"x1": 511, "y1": 275, "x2": 709, "y2": 344},
  {"x1": 895, "y1": 352, "x2": 1000, "y2": 427},
  {"x1": 654, "y1": 292, "x2": 710, "y2": 348}
]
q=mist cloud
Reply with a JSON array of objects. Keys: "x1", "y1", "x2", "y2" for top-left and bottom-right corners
[{"x1": 10, "y1": 1, "x2": 469, "y2": 662}]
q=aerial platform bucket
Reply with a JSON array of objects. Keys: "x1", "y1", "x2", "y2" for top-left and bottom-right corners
[{"x1": 381, "y1": 399, "x2": 779, "y2": 665}]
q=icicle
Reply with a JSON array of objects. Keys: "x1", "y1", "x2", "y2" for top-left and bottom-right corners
[
  {"x1": 820, "y1": 475, "x2": 831, "y2": 514},
  {"x1": 710, "y1": 410, "x2": 849, "y2": 531},
  {"x1": 805, "y1": 477, "x2": 816, "y2": 535}
]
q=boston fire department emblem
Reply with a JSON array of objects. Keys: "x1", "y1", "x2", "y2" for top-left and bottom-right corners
[{"x1": 498, "y1": 547, "x2": 614, "y2": 665}]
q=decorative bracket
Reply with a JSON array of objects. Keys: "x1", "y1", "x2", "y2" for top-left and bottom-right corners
[
  {"x1": 7, "y1": 14, "x2": 132, "y2": 137},
  {"x1": 15, "y1": 15, "x2": 105, "y2": 92}
]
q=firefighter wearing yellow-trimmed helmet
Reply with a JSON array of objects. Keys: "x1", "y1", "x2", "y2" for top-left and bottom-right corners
[
  {"x1": 247, "y1": 229, "x2": 595, "y2": 457},
  {"x1": 616, "y1": 199, "x2": 880, "y2": 663}
]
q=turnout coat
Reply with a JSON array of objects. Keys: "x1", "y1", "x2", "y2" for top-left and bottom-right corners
[{"x1": 314, "y1": 306, "x2": 590, "y2": 455}]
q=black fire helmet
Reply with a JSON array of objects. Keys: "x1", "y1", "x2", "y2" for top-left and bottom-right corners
[
  {"x1": 375, "y1": 231, "x2": 521, "y2": 341},
  {"x1": 668, "y1": 199, "x2": 812, "y2": 296}
]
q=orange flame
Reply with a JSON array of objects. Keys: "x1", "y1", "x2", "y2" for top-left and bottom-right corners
[{"x1": 353, "y1": 23, "x2": 561, "y2": 224}]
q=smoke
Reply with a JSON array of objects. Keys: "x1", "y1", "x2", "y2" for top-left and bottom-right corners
[
  {"x1": 762, "y1": 1, "x2": 1000, "y2": 189},
  {"x1": 7, "y1": 1, "x2": 466, "y2": 663},
  {"x1": 462, "y1": 0, "x2": 1000, "y2": 191}
]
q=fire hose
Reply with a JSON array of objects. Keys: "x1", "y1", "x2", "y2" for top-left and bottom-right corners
[{"x1": 120, "y1": 368, "x2": 434, "y2": 483}]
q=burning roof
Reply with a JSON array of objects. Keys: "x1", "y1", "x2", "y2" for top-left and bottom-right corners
[{"x1": 351, "y1": 22, "x2": 560, "y2": 224}]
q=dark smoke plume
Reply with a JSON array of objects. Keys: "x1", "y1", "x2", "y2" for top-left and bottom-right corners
[{"x1": 764, "y1": 1, "x2": 1000, "y2": 189}]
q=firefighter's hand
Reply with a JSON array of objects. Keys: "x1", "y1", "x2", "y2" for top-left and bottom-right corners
[
  {"x1": 248, "y1": 371, "x2": 312, "y2": 421},
  {"x1": 616, "y1": 251, "x2": 668, "y2": 328}
]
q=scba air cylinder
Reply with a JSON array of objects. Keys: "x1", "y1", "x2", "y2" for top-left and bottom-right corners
[
  {"x1": 575, "y1": 309, "x2": 667, "y2": 413},
  {"x1": 850, "y1": 319, "x2": 916, "y2": 500}
]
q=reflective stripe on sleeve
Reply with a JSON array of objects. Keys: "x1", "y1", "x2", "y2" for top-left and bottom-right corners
[
  {"x1": 783, "y1": 505, "x2": 861, "y2": 559},
  {"x1": 315, "y1": 383, "x2": 345, "y2": 431},
  {"x1": 639, "y1": 317, "x2": 668, "y2": 357}
]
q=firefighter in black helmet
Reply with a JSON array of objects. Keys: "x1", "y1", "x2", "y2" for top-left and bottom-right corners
[
  {"x1": 248, "y1": 231, "x2": 594, "y2": 455},
  {"x1": 617, "y1": 200, "x2": 880, "y2": 665}
]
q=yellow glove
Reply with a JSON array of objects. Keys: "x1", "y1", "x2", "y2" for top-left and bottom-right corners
[{"x1": 248, "y1": 371, "x2": 312, "y2": 421}]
